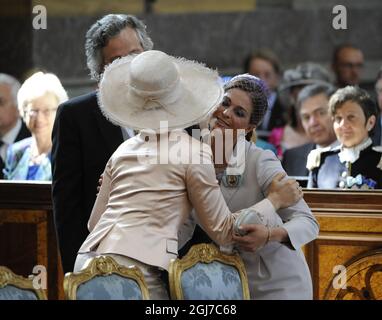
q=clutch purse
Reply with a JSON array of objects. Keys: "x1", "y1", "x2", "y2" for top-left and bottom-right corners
[
  {"x1": 234, "y1": 209, "x2": 265, "y2": 236},
  {"x1": 234, "y1": 208, "x2": 283, "y2": 236}
]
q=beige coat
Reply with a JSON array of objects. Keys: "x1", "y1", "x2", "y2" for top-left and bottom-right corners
[{"x1": 79, "y1": 130, "x2": 251, "y2": 271}]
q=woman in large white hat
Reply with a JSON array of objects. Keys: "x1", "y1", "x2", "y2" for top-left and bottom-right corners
[{"x1": 73, "y1": 50, "x2": 302, "y2": 299}]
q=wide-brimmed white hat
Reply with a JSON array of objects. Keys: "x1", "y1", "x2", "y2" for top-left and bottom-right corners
[{"x1": 98, "y1": 50, "x2": 224, "y2": 131}]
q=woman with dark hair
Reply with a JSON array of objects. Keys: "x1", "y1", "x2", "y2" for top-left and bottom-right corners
[
  {"x1": 182, "y1": 74, "x2": 319, "y2": 299},
  {"x1": 308, "y1": 86, "x2": 382, "y2": 189}
]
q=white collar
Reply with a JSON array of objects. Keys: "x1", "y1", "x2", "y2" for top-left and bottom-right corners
[
  {"x1": 1, "y1": 118, "x2": 22, "y2": 145},
  {"x1": 316, "y1": 140, "x2": 340, "y2": 150},
  {"x1": 338, "y1": 137, "x2": 372, "y2": 164},
  {"x1": 306, "y1": 144, "x2": 333, "y2": 171}
]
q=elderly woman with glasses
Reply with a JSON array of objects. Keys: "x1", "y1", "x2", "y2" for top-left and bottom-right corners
[{"x1": 3, "y1": 72, "x2": 68, "y2": 180}]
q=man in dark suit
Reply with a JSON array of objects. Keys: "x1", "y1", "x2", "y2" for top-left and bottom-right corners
[
  {"x1": 372, "y1": 115, "x2": 381, "y2": 146},
  {"x1": 0, "y1": 73, "x2": 31, "y2": 178},
  {"x1": 282, "y1": 142, "x2": 315, "y2": 178},
  {"x1": 282, "y1": 83, "x2": 338, "y2": 178},
  {"x1": 372, "y1": 68, "x2": 382, "y2": 146},
  {"x1": 51, "y1": 14, "x2": 154, "y2": 273}
]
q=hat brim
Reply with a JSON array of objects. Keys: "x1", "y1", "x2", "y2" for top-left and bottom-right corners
[{"x1": 98, "y1": 54, "x2": 224, "y2": 132}]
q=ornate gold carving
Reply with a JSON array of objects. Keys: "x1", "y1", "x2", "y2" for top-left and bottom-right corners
[
  {"x1": 0, "y1": 266, "x2": 47, "y2": 299},
  {"x1": 324, "y1": 249, "x2": 382, "y2": 300},
  {"x1": 94, "y1": 256, "x2": 113, "y2": 274},
  {"x1": 169, "y1": 243, "x2": 250, "y2": 300},
  {"x1": 63, "y1": 255, "x2": 150, "y2": 300}
]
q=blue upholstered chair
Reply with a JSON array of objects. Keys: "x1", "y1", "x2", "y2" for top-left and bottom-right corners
[
  {"x1": 0, "y1": 266, "x2": 47, "y2": 300},
  {"x1": 63, "y1": 255, "x2": 149, "y2": 300},
  {"x1": 169, "y1": 243, "x2": 250, "y2": 300}
]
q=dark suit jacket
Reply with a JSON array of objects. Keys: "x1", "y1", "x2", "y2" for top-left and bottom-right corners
[
  {"x1": 257, "y1": 96, "x2": 287, "y2": 141},
  {"x1": 309, "y1": 145, "x2": 382, "y2": 189},
  {"x1": 267, "y1": 96, "x2": 287, "y2": 130},
  {"x1": 281, "y1": 143, "x2": 315, "y2": 177},
  {"x1": 51, "y1": 91, "x2": 124, "y2": 273},
  {"x1": 0, "y1": 120, "x2": 31, "y2": 179},
  {"x1": 371, "y1": 115, "x2": 381, "y2": 146}
]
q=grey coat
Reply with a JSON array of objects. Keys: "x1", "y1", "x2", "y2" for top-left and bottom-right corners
[{"x1": 180, "y1": 141, "x2": 319, "y2": 300}]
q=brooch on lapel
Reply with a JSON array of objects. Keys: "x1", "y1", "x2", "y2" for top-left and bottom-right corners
[{"x1": 221, "y1": 174, "x2": 243, "y2": 188}]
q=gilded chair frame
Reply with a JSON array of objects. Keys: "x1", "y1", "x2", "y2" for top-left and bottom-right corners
[
  {"x1": 0, "y1": 266, "x2": 47, "y2": 300},
  {"x1": 169, "y1": 243, "x2": 250, "y2": 300},
  {"x1": 63, "y1": 255, "x2": 150, "y2": 300}
]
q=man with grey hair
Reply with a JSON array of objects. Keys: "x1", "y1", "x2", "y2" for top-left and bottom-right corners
[
  {"x1": 0, "y1": 73, "x2": 31, "y2": 178},
  {"x1": 282, "y1": 83, "x2": 338, "y2": 178},
  {"x1": 51, "y1": 14, "x2": 153, "y2": 273}
]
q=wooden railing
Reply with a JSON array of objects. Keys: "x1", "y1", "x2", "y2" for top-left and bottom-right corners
[
  {"x1": 1, "y1": 182, "x2": 381, "y2": 300},
  {"x1": 0, "y1": 181, "x2": 63, "y2": 300},
  {"x1": 303, "y1": 189, "x2": 382, "y2": 300}
]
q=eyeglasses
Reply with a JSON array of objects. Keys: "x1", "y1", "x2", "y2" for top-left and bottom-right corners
[
  {"x1": 338, "y1": 62, "x2": 364, "y2": 70},
  {"x1": 26, "y1": 108, "x2": 57, "y2": 118}
]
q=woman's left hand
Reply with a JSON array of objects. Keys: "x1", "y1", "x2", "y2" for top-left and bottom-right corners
[{"x1": 233, "y1": 224, "x2": 268, "y2": 252}]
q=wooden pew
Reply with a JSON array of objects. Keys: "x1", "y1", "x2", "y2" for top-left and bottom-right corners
[
  {"x1": 0, "y1": 181, "x2": 63, "y2": 300},
  {"x1": 304, "y1": 189, "x2": 382, "y2": 300}
]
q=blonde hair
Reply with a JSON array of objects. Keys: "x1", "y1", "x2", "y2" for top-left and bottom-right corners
[{"x1": 17, "y1": 72, "x2": 68, "y2": 118}]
